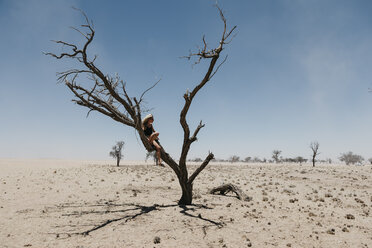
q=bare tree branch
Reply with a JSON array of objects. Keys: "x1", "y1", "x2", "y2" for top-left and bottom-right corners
[
  {"x1": 56, "y1": 69, "x2": 91, "y2": 83},
  {"x1": 209, "y1": 55, "x2": 228, "y2": 80},
  {"x1": 179, "y1": 5, "x2": 236, "y2": 167},
  {"x1": 190, "y1": 121, "x2": 205, "y2": 143},
  {"x1": 138, "y1": 78, "x2": 161, "y2": 105},
  {"x1": 188, "y1": 152, "x2": 214, "y2": 184},
  {"x1": 70, "y1": 26, "x2": 89, "y2": 40}
]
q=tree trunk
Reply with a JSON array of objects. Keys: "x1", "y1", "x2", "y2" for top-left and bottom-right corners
[
  {"x1": 117, "y1": 158, "x2": 120, "y2": 167},
  {"x1": 312, "y1": 157, "x2": 315, "y2": 167},
  {"x1": 178, "y1": 182, "x2": 193, "y2": 205}
]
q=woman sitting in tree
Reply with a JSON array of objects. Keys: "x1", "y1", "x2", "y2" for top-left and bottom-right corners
[{"x1": 142, "y1": 114, "x2": 164, "y2": 166}]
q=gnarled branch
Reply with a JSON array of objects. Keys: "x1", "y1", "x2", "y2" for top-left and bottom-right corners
[
  {"x1": 209, "y1": 184, "x2": 252, "y2": 201},
  {"x1": 46, "y1": 8, "x2": 180, "y2": 174},
  {"x1": 179, "y1": 5, "x2": 236, "y2": 167},
  {"x1": 188, "y1": 152, "x2": 214, "y2": 184}
]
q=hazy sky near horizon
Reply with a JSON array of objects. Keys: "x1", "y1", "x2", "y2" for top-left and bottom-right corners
[{"x1": 0, "y1": 0, "x2": 371, "y2": 161}]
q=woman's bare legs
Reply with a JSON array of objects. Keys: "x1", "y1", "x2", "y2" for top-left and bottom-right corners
[{"x1": 152, "y1": 140, "x2": 163, "y2": 166}]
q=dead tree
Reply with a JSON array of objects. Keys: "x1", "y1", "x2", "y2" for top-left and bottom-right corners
[
  {"x1": 109, "y1": 141, "x2": 124, "y2": 167},
  {"x1": 46, "y1": 6, "x2": 236, "y2": 205},
  {"x1": 229, "y1": 155, "x2": 240, "y2": 163},
  {"x1": 272, "y1": 150, "x2": 282, "y2": 163},
  {"x1": 339, "y1": 151, "x2": 364, "y2": 165},
  {"x1": 310, "y1": 141, "x2": 320, "y2": 167}
]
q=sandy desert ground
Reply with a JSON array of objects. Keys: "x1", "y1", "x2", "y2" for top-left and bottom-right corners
[{"x1": 0, "y1": 158, "x2": 371, "y2": 248}]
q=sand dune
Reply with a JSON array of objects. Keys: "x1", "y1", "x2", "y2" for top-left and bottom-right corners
[{"x1": 1, "y1": 159, "x2": 371, "y2": 247}]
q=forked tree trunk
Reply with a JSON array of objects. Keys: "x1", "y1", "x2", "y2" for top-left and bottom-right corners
[{"x1": 178, "y1": 181, "x2": 193, "y2": 205}]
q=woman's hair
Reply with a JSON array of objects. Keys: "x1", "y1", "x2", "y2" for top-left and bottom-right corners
[{"x1": 142, "y1": 114, "x2": 154, "y2": 128}]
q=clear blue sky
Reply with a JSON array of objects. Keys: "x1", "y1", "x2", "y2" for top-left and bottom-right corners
[{"x1": 1, "y1": 0, "x2": 371, "y2": 161}]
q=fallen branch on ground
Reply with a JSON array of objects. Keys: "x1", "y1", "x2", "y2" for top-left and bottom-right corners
[{"x1": 209, "y1": 184, "x2": 252, "y2": 201}]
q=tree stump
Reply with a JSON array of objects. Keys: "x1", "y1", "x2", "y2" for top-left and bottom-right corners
[{"x1": 209, "y1": 184, "x2": 252, "y2": 201}]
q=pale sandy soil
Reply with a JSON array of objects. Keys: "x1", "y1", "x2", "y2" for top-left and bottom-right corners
[{"x1": 0, "y1": 159, "x2": 371, "y2": 248}]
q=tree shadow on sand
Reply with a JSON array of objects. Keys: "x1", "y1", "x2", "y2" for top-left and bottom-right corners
[{"x1": 48, "y1": 200, "x2": 223, "y2": 237}]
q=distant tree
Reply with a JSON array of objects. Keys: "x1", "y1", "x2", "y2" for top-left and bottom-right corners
[
  {"x1": 282, "y1": 157, "x2": 294, "y2": 163},
  {"x1": 294, "y1": 156, "x2": 307, "y2": 164},
  {"x1": 310, "y1": 141, "x2": 320, "y2": 167},
  {"x1": 192, "y1": 157, "x2": 203, "y2": 162},
  {"x1": 339, "y1": 152, "x2": 364, "y2": 165},
  {"x1": 368, "y1": 158, "x2": 372, "y2": 165},
  {"x1": 272, "y1": 150, "x2": 282, "y2": 163},
  {"x1": 229, "y1": 155, "x2": 240, "y2": 163},
  {"x1": 253, "y1": 157, "x2": 262, "y2": 163},
  {"x1": 109, "y1": 141, "x2": 125, "y2": 167},
  {"x1": 244, "y1": 156, "x2": 252, "y2": 163}
]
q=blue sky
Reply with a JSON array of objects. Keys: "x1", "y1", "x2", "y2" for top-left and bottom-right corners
[{"x1": 0, "y1": 0, "x2": 371, "y2": 161}]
